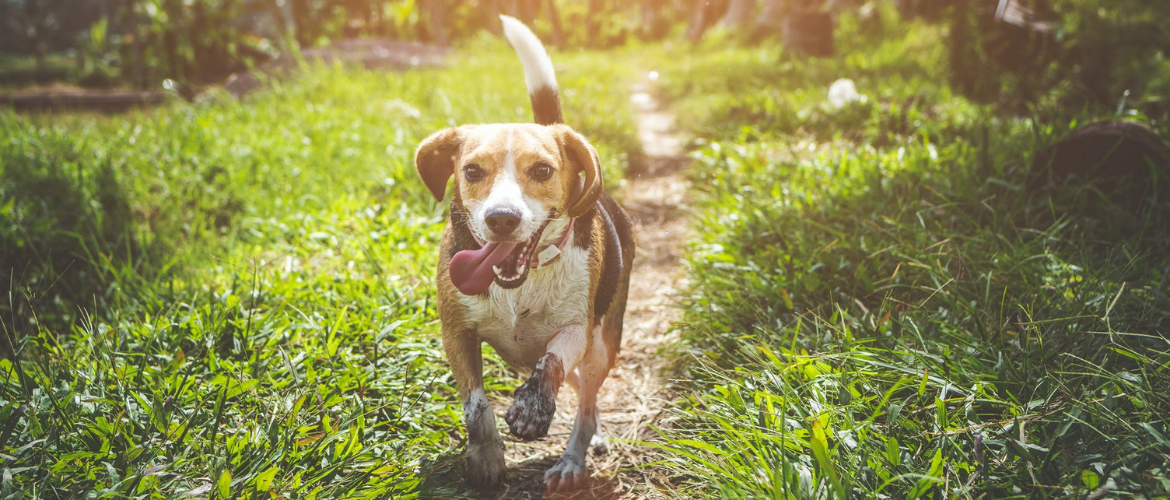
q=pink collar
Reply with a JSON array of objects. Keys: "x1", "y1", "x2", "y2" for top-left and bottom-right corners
[{"x1": 472, "y1": 219, "x2": 575, "y2": 268}]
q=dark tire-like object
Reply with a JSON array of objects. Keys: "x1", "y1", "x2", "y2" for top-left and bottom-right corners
[{"x1": 1030, "y1": 120, "x2": 1170, "y2": 202}]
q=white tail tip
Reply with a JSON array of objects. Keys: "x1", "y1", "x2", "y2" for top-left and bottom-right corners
[{"x1": 499, "y1": 14, "x2": 558, "y2": 94}]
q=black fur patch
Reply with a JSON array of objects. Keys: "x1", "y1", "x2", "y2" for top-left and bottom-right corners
[
  {"x1": 593, "y1": 193, "x2": 634, "y2": 322},
  {"x1": 531, "y1": 87, "x2": 563, "y2": 126},
  {"x1": 505, "y1": 353, "x2": 564, "y2": 441},
  {"x1": 572, "y1": 201, "x2": 596, "y2": 249}
]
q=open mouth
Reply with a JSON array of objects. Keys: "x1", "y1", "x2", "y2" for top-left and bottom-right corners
[
  {"x1": 491, "y1": 218, "x2": 551, "y2": 289},
  {"x1": 448, "y1": 214, "x2": 556, "y2": 296}
]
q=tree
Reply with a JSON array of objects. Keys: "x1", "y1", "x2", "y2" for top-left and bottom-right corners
[{"x1": 3, "y1": 0, "x2": 61, "y2": 72}]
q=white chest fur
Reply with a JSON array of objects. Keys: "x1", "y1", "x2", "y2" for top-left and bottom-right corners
[{"x1": 461, "y1": 245, "x2": 591, "y2": 370}]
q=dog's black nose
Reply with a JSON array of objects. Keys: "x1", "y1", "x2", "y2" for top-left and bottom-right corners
[{"x1": 485, "y1": 210, "x2": 521, "y2": 236}]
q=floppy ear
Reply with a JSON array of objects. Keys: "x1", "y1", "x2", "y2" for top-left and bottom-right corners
[
  {"x1": 414, "y1": 127, "x2": 464, "y2": 201},
  {"x1": 555, "y1": 126, "x2": 604, "y2": 218}
]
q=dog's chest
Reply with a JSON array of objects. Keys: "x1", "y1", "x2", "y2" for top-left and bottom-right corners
[{"x1": 462, "y1": 246, "x2": 591, "y2": 370}]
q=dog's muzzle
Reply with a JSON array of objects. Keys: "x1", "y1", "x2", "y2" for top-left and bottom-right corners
[{"x1": 449, "y1": 214, "x2": 574, "y2": 295}]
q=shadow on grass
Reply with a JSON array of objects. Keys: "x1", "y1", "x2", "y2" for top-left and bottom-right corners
[
  {"x1": 0, "y1": 134, "x2": 159, "y2": 354},
  {"x1": 419, "y1": 451, "x2": 622, "y2": 500}
]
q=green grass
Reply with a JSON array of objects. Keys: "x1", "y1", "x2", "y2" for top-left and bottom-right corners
[
  {"x1": 0, "y1": 37, "x2": 639, "y2": 498},
  {"x1": 650, "y1": 13, "x2": 1170, "y2": 499},
  {"x1": 0, "y1": 53, "x2": 78, "y2": 90},
  {"x1": 4, "y1": 8, "x2": 1170, "y2": 499}
]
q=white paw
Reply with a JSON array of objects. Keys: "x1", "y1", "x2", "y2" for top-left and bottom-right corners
[
  {"x1": 544, "y1": 456, "x2": 588, "y2": 492},
  {"x1": 590, "y1": 433, "x2": 608, "y2": 456}
]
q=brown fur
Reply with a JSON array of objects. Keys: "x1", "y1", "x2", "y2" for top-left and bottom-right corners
[{"x1": 416, "y1": 124, "x2": 602, "y2": 229}]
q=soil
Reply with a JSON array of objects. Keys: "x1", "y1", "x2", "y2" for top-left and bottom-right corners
[
  {"x1": 487, "y1": 83, "x2": 690, "y2": 499},
  {"x1": 0, "y1": 39, "x2": 447, "y2": 111},
  {"x1": 1, "y1": 85, "x2": 168, "y2": 113}
]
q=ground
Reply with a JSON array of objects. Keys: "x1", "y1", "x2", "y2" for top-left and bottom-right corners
[{"x1": 488, "y1": 81, "x2": 691, "y2": 500}]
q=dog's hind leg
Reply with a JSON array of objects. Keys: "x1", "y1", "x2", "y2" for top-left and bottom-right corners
[
  {"x1": 445, "y1": 330, "x2": 505, "y2": 490},
  {"x1": 544, "y1": 323, "x2": 610, "y2": 492}
]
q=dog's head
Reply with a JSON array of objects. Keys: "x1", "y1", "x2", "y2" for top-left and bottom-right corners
[{"x1": 415, "y1": 123, "x2": 602, "y2": 292}]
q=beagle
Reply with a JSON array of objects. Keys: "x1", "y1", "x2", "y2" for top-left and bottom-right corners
[{"x1": 413, "y1": 16, "x2": 635, "y2": 492}]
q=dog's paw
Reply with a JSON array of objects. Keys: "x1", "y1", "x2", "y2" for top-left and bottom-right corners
[
  {"x1": 505, "y1": 376, "x2": 556, "y2": 440},
  {"x1": 544, "y1": 455, "x2": 588, "y2": 492},
  {"x1": 590, "y1": 433, "x2": 608, "y2": 456},
  {"x1": 465, "y1": 441, "x2": 506, "y2": 490}
]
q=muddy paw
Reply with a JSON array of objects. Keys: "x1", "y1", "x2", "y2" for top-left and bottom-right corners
[
  {"x1": 505, "y1": 375, "x2": 556, "y2": 440},
  {"x1": 544, "y1": 456, "x2": 588, "y2": 492}
]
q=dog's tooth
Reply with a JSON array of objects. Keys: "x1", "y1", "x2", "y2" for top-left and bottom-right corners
[{"x1": 493, "y1": 265, "x2": 503, "y2": 275}]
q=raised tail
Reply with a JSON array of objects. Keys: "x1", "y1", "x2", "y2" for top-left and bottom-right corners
[{"x1": 500, "y1": 15, "x2": 563, "y2": 126}]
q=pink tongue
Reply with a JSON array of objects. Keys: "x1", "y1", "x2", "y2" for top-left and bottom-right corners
[{"x1": 450, "y1": 242, "x2": 519, "y2": 295}]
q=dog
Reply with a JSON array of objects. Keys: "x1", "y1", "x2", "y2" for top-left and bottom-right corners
[{"x1": 413, "y1": 15, "x2": 635, "y2": 492}]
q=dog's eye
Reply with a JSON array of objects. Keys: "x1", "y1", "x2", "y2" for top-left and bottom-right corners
[
  {"x1": 529, "y1": 163, "x2": 553, "y2": 181},
  {"x1": 463, "y1": 164, "x2": 484, "y2": 182}
]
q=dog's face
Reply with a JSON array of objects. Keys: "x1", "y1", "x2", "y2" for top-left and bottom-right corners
[{"x1": 415, "y1": 123, "x2": 603, "y2": 245}]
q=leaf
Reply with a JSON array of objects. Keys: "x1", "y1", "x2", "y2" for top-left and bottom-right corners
[
  {"x1": 217, "y1": 469, "x2": 232, "y2": 499},
  {"x1": 909, "y1": 448, "x2": 945, "y2": 497},
  {"x1": 296, "y1": 433, "x2": 326, "y2": 446},
  {"x1": 780, "y1": 287, "x2": 794, "y2": 310},
  {"x1": 674, "y1": 439, "x2": 727, "y2": 455},
  {"x1": 928, "y1": 447, "x2": 945, "y2": 477},
  {"x1": 1139, "y1": 422, "x2": 1166, "y2": 443},
  {"x1": 287, "y1": 395, "x2": 306, "y2": 428},
  {"x1": 918, "y1": 368, "x2": 929, "y2": 396},
  {"x1": 225, "y1": 379, "x2": 258, "y2": 400},
  {"x1": 254, "y1": 467, "x2": 279, "y2": 492},
  {"x1": 886, "y1": 437, "x2": 901, "y2": 467},
  {"x1": 185, "y1": 484, "x2": 212, "y2": 497},
  {"x1": 1082, "y1": 469, "x2": 1099, "y2": 489},
  {"x1": 809, "y1": 420, "x2": 845, "y2": 498}
]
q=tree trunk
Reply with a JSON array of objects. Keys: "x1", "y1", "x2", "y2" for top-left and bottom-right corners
[
  {"x1": 751, "y1": 0, "x2": 786, "y2": 40},
  {"x1": 586, "y1": 0, "x2": 606, "y2": 46},
  {"x1": 545, "y1": 0, "x2": 564, "y2": 46},
  {"x1": 501, "y1": 0, "x2": 540, "y2": 25},
  {"x1": 423, "y1": 0, "x2": 449, "y2": 46},
  {"x1": 720, "y1": 0, "x2": 756, "y2": 29},
  {"x1": 686, "y1": 0, "x2": 712, "y2": 41},
  {"x1": 123, "y1": 0, "x2": 145, "y2": 88}
]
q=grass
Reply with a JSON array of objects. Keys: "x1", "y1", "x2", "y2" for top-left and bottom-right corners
[
  {"x1": 0, "y1": 54, "x2": 78, "y2": 90},
  {"x1": 0, "y1": 36, "x2": 639, "y2": 498},
  {"x1": 3, "y1": 7, "x2": 1170, "y2": 499},
  {"x1": 650, "y1": 10, "x2": 1170, "y2": 499}
]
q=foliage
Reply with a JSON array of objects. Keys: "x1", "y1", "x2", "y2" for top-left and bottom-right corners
[
  {"x1": 947, "y1": 0, "x2": 1170, "y2": 113},
  {"x1": 0, "y1": 41, "x2": 638, "y2": 497},
  {"x1": 653, "y1": 14, "x2": 1170, "y2": 499}
]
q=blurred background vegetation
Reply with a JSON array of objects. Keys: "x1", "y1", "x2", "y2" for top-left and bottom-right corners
[{"x1": 0, "y1": 0, "x2": 1167, "y2": 112}]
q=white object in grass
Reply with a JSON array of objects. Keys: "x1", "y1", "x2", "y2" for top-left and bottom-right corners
[{"x1": 828, "y1": 78, "x2": 866, "y2": 108}]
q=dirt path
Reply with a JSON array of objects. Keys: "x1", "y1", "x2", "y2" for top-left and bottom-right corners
[{"x1": 491, "y1": 83, "x2": 690, "y2": 499}]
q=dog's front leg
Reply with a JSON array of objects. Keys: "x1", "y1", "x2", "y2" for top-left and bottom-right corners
[
  {"x1": 445, "y1": 329, "x2": 505, "y2": 489},
  {"x1": 505, "y1": 324, "x2": 587, "y2": 440}
]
